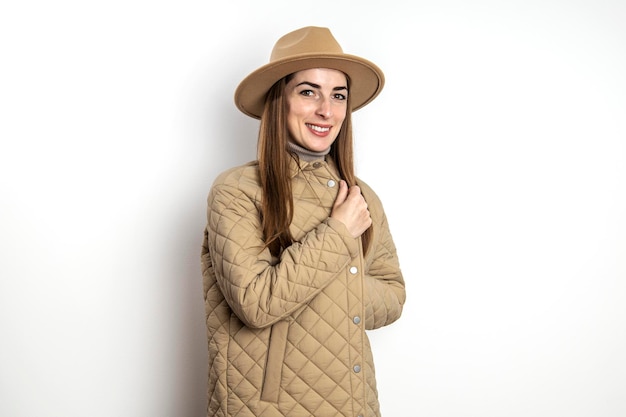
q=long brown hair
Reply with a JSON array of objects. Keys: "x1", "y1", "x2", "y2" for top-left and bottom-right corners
[{"x1": 258, "y1": 73, "x2": 372, "y2": 257}]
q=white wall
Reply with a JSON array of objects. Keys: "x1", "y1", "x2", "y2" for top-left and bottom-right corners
[{"x1": 1, "y1": 1, "x2": 625, "y2": 416}]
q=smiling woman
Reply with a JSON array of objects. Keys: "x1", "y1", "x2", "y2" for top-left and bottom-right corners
[
  {"x1": 285, "y1": 68, "x2": 348, "y2": 152},
  {"x1": 200, "y1": 26, "x2": 405, "y2": 417}
]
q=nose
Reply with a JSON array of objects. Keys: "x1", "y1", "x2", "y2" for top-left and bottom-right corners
[{"x1": 316, "y1": 97, "x2": 332, "y2": 118}]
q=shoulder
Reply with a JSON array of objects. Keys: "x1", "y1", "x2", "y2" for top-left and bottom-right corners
[
  {"x1": 356, "y1": 177, "x2": 390, "y2": 223},
  {"x1": 212, "y1": 160, "x2": 260, "y2": 188},
  {"x1": 209, "y1": 161, "x2": 261, "y2": 204},
  {"x1": 356, "y1": 177, "x2": 382, "y2": 206}
]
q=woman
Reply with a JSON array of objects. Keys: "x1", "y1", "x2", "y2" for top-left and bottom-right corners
[{"x1": 201, "y1": 26, "x2": 405, "y2": 417}]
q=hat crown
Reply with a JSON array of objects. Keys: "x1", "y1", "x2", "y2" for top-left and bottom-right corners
[{"x1": 270, "y1": 26, "x2": 344, "y2": 62}]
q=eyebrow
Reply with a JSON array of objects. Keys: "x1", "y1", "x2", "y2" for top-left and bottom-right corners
[{"x1": 295, "y1": 81, "x2": 348, "y2": 91}]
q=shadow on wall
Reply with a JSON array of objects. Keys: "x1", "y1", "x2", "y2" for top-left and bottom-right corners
[{"x1": 170, "y1": 66, "x2": 259, "y2": 416}]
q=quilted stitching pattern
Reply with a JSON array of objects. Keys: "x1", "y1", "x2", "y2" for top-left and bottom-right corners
[{"x1": 201, "y1": 159, "x2": 405, "y2": 417}]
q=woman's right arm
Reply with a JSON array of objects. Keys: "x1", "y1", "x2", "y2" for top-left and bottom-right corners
[{"x1": 206, "y1": 182, "x2": 359, "y2": 329}]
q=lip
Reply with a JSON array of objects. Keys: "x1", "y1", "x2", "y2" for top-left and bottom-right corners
[{"x1": 306, "y1": 123, "x2": 332, "y2": 137}]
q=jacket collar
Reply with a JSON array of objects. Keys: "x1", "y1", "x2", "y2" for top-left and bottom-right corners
[{"x1": 288, "y1": 154, "x2": 339, "y2": 178}]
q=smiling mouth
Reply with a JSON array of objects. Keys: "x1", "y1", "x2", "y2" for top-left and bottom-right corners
[{"x1": 306, "y1": 123, "x2": 331, "y2": 133}]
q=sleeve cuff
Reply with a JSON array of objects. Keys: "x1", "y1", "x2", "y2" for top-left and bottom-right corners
[{"x1": 325, "y1": 217, "x2": 360, "y2": 258}]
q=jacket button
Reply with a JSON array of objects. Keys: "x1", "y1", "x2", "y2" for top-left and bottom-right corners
[
  {"x1": 353, "y1": 316, "x2": 361, "y2": 324},
  {"x1": 349, "y1": 266, "x2": 358, "y2": 274},
  {"x1": 327, "y1": 179, "x2": 336, "y2": 187},
  {"x1": 313, "y1": 162, "x2": 322, "y2": 168},
  {"x1": 353, "y1": 365, "x2": 361, "y2": 373}
]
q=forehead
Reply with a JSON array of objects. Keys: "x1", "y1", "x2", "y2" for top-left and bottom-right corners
[{"x1": 289, "y1": 68, "x2": 348, "y2": 85}]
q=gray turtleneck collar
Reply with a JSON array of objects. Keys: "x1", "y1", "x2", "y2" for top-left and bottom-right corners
[{"x1": 287, "y1": 141, "x2": 330, "y2": 162}]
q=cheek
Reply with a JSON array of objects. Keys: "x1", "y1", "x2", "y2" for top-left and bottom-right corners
[
  {"x1": 336, "y1": 109, "x2": 347, "y2": 125},
  {"x1": 287, "y1": 109, "x2": 300, "y2": 126},
  {"x1": 287, "y1": 105, "x2": 314, "y2": 131},
  {"x1": 286, "y1": 112, "x2": 302, "y2": 138},
  {"x1": 290, "y1": 101, "x2": 313, "y2": 118},
  {"x1": 335, "y1": 102, "x2": 347, "y2": 118}
]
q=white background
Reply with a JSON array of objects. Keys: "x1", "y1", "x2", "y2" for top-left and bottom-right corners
[{"x1": 1, "y1": 1, "x2": 625, "y2": 416}]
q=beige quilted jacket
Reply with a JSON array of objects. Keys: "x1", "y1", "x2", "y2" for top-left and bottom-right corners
[{"x1": 201, "y1": 156, "x2": 405, "y2": 417}]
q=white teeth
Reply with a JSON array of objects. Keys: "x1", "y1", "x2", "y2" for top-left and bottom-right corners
[{"x1": 307, "y1": 124, "x2": 330, "y2": 133}]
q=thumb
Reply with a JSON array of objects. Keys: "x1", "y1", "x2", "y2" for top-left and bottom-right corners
[{"x1": 333, "y1": 180, "x2": 348, "y2": 207}]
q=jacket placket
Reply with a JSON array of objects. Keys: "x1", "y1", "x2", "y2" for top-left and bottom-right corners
[{"x1": 346, "y1": 241, "x2": 367, "y2": 417}]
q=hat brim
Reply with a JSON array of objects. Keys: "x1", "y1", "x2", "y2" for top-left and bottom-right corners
[{"x1": 234, "y1": 53, "x2": 385, "y2": 119}]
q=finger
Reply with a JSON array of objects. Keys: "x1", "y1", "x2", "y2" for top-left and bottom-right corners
[
  {"x1": 334, "y1": 180, "x2": 349, "y2": 207},
  {"x1": 347, "y1": 185, "x2": 366, "y2": 207},
  {"x1": 348, "y1": 185, "x2": 361, "y2": 197}
]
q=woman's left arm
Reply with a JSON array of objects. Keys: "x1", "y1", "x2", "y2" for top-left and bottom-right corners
[{"x1": 359, "y1": 182, "x2": 406, "y2": 330}]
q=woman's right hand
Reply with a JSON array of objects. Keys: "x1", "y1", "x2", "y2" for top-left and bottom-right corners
[{"x1": 330, "y1": 180, "x2": 372, "y2": 238}]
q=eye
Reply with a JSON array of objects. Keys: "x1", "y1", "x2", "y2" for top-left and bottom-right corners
[
  {"x1": 333, "y1": 93, "x2": 347, "y2": 100},
  {"x1": 299, "y1": 89, "x2": 315, "y2": 97}
]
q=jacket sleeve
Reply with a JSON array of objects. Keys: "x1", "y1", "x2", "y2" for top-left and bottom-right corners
[
  {"x1": 362, "y1": 190, "x2": 406, "y2": 330},
  {"x1": 206, "y1": 180, "x2": 359, "y2": 330}
]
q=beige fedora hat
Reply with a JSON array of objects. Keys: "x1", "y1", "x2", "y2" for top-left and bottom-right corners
[{"x1": 234, "y1": 26, "x2": 385, "y2": 119}]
